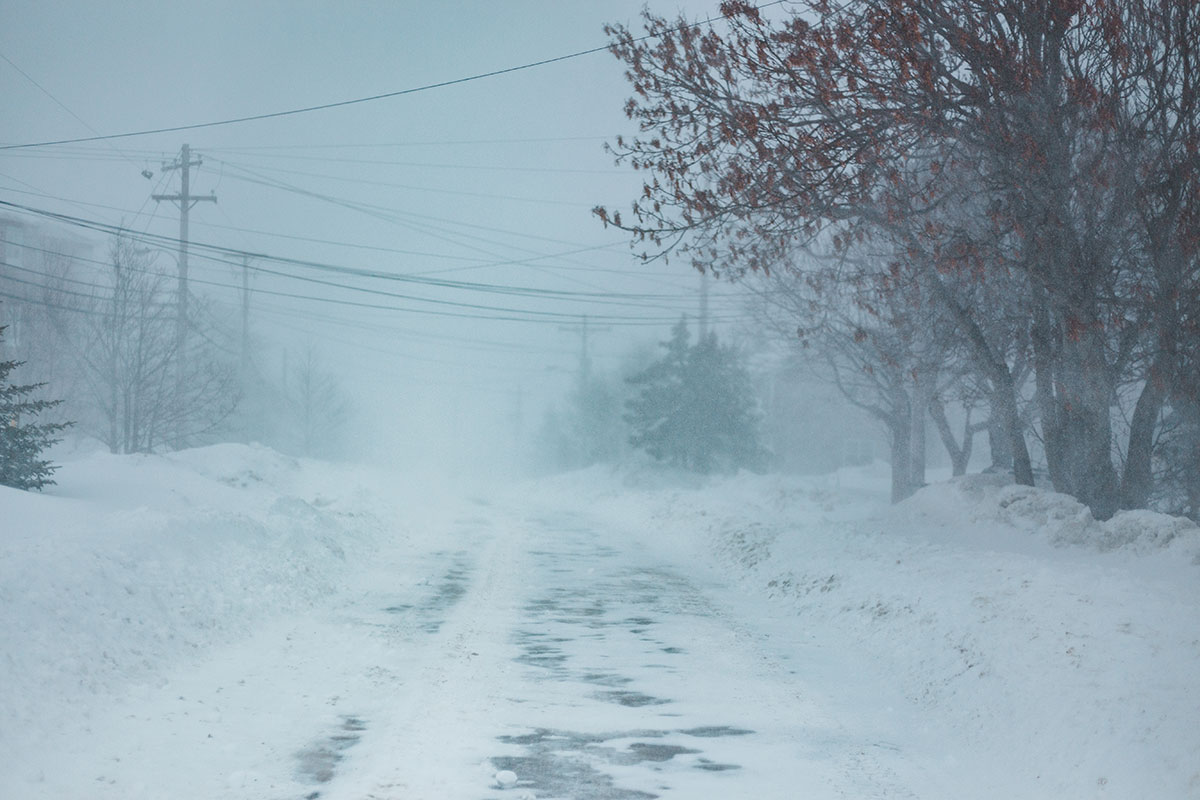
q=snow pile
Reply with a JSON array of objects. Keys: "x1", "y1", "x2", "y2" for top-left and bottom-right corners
[
  {"x1": 901, "y1": 472, "x2": 1200, "y2": 557},
  {"x1": 0, "y1": 444, "x2": 395, "y2": 761},
  {"x1": 987, "y1": 481, "x2": 1200, "y2": 555}
]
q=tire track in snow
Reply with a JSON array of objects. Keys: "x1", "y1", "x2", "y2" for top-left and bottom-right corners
[{"x1": 324, "y1": 508, "x2": 531, "y2": 800}]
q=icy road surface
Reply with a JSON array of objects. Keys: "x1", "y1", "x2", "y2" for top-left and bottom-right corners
[{"x1": 22, "y1": 502, "x2": 918, "y2": 800}]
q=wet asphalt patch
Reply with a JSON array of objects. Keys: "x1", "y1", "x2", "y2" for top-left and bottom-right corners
[
  {"x1": 490, "y1": 729, "x2": 668, "y2": 800},
  {"x1": 488, "y1": 727, "x2": 746, "y2": 798},
  {"x1": 419, "y1": 558, "x2": 471, "y2": 633},
  {"x1": 581, "y1": 672, "x2": 633, "y2": 687},
  {"x1": 377, "y1": 549, "x2": 475, "y2": 635},
  {"x1": 679, "y1": 725, "x2": 754, "y2": 738},
  {"x1": 513, "y1": 633, "x2": 568, "y2": 670},
  {"x1": 593, "y1": 690, "x2": 670, "y2": 707},
  {"x1": 294, "y1": 715, "x2": 366, "y2": 793}
]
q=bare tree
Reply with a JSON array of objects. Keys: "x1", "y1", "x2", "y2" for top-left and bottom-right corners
[
  {"x1": 284, "y1": 345, "x2": 348, "y2": 458},
  {"x1": 80, "y1": 235, "x2": 238, "y2": 453}
]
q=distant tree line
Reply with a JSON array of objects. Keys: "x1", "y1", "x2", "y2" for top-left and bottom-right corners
[{"x1": 597, "y1": 0, "x2": 1200, "y2": 520}]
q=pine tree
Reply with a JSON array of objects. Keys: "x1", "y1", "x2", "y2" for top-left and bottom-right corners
[
  {"x1": 626, "y1": 317, "x2": 691, "y2": 465},
  {"x1": 626, "y1": 316, "x2": 764, "y2": 474},
  {"x1": 1, "y1": 326, "x2": 72, "y2": 490}
]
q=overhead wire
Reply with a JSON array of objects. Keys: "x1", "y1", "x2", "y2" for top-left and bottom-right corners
[
  {"x1": 205, "y1": 159, "x2": 720, "y2": 297},
  {"x1": 1, "y1": 248, "x2": 628, "y2": 362},
  {"x1": 0, "y1": 217, "x2": 749, "y2": 327},
  {"x1": 0, "y1": 181, "x2": 598, "y2": 269},
  {"x1": 0, "y1": 49, "x2": 170, "y2": 226},
  {"x1": 207, "y1": 157, "x2": 637, "y2": 293},
  {"x1": 0, "y1": 204, "x2": 716, "y2": 305},
  {"x1": 206, "y1": 157, "x2": 596, "y2": 208},
  {"x1": 0, "y1": 2, "x2": 785, "y2": 151},
  {"x1": 0, "y1": 180, "x2": 716, "y2": 290},
  {"x1": 213, "y1": 152, "x2": 624, "y2": 175},
  {"x1": 214, "y1": 160, "x2": 612, "y2": 255},
  {"x1": 211, "y1": 135, "x2": 609, "y2": 150}
]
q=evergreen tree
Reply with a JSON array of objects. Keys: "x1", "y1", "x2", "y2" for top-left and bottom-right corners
[
  {"x1": 626, "y1": 317, "x2": 764, "y2": 474},
  {"x1": 1, "y1": 326, "x2": 72, "y2": 490},
  {"x1": 534, "y1": 373, "x2": 625, "y2": 471}
]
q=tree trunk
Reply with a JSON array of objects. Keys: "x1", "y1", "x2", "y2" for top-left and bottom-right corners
[
  {"x1": 1121, "y1": 361, "x2": 1167, "y2": 510},
  {"x1": 108, "y1": 359, "x2": 119, "y2": 455},
  {"x1": 1031, "y1": 298, "x2": 1063, "y2": 489},
  {"x1": 993, "y1": 368, "x2": 1034, "y2": 486},
  {"x1": 929, "y1": 396, "x2": 971, "y2": 477},
  {"x1": 910, "y1": 386, "x2": 928, "y2": 489},
  {"x1": 1036, "y1": 304, "x2": 1120, "y2": 520},
  {"x1": 959, "y1": 415, "x2": 975, "y2": 476},
  {"x1": 986, "y1": 407, "x2": 1012, "y2": 473},
  {"x1": 888, "y1": 387, "x2": 917, "y2": 503},
  {"x1": 920, "y1": 264, "x2": 1032, "y2": 485}
]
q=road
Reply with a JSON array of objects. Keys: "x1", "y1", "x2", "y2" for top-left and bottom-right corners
[{"x1": 38, "y1": 499, "x2": 923, "y2": 800}]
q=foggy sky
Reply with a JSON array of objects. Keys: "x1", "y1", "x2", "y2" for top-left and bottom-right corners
[{"x1": 0, "y1": 1, "x2": 757, "y2": 472}]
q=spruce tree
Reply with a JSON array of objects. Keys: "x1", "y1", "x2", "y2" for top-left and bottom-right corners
[
  {"x1": 0, "y1": 326, "x2": 71, "y2": 490},
  {"x1": 626, "y1": 316, "x2": 764, "y2": 474},
  {"x1": 626, "y1": 317, "x2": 691, "y2": 465}
]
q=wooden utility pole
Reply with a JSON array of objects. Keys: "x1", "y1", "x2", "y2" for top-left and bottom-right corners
[
  {"x1": 240, "y1": 254, "x2": 251, "y2": 373},
  {"x1": 699, "y1": 269, "x2": 710, "y2": 340},
  {"x1": 559, "y1": 314, "x2": 611, "y2": 389},
  {"x1": 152, "y1": 143, "x2": 215, "y2": 446}
]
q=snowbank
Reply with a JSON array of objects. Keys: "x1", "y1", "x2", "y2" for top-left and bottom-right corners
[
  {"x1": 532, "y1": 464, "x2": 1200, "y2": 798},
  {"x1": 0, "y1": 444, "x2": 396, "y2": 760},
  {"x1": 899, "y1": 472, "x2": 1200, "y2": 559}
]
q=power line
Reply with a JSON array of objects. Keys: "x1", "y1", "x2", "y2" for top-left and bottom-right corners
[
  {"x1": 214, "y1": 161, "x2": 604, "y2": 254},
  {"x1": 0, "y1": 201, "x2": 703, "y2": 303},
  {"x1": 210, "y1": 135, "x2": 609, "y2": 150},
  {"x1": 0, "y1": 180, "x2": 710, "y2": 284},
  {"x1": 0, "y1": 219, "x2": 687, "y2": 308},
  {"x1": 0, "y1": 181, "x2": 599, "y2": 267},
  {"x1": 0, "y1": 2, "x2": 785, "y2": 151},
  {"x1": 207, "y1": 159, "x2": 708, "y2": 288},
  {"x1": 0, "y1": 255, "x2": 612, "y2": 362},
  {"x1": 0, "y1": 223, "x2": 750, "y2": 328},
  {"x1": 207, "y1": 157, "x2": 597, "y2": 207},
  {"x1": 0, "y1": 49, "x2": 151, "y2": 175},
  {"x1": 215, "y1": 152, "x2": 624, "y2": 175}
]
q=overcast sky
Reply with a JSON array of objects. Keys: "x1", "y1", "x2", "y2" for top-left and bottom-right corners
[{"x1": 0, "y1": 1, "x2": 761, "y2": 471}]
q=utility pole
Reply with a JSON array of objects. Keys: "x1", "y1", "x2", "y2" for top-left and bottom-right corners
[
  {"x1": 152, "y1": 143, "x2": 215, "y2": 447},
  {"x1": 699, "y1": 269, "x2": 710, "y2": 340},
  {"x1": 240, "y1": 254, "x2": 251, "y2": 374},
  {"x1": 558, "y1": 314, "x2": 612, "y2": 389},
  {"x1": 510, "y1": 385, "x2": 524, "y2": 440}
]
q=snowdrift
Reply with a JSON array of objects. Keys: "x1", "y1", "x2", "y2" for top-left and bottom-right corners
[
  {"x1": 0, "y1": 444, "x2": 395, "y2": 762},
  {"x1": 538, "y1": 463, "x2": 1200, "y2": 798}
]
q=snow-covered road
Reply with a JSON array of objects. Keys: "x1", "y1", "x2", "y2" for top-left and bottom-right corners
[
  {"x1": 9, "y1": 488, "x2": 918, "y2": 799},
  {"x1": 5, "y1": 446, "x2": 1199, "y2": 799},
  {"x1": 332, "y1": 506, "x2": 921, "y2": 799}
]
